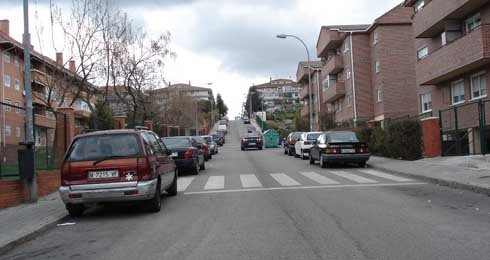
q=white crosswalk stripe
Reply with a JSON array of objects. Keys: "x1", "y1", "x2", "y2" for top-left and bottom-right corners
[
  {"x1": 177, "y1": 177, "x2": 195, "y2": 192},
  {"x1": 328, "y1": 170, "x2": 378, "y2": 184},
  {"x1": 300, "y1": 172, "x2": 340, "y2": 185},
  {"x1": 204, "y1": 176, "x2": 225, "y2": 190},
  {"x1": 358, "y1": 169, "x2": 413, "y2": 182},
  {"x1": 240, "y1": 174, "x2": 263, "y2": 188},
  {"x1": 270, "y1": 173, "x2": 301, "y2": 186}
]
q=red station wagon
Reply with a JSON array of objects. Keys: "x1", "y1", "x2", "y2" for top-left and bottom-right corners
[{"x1": 59, "y1": 129, "x2": 178, "y2": 217}]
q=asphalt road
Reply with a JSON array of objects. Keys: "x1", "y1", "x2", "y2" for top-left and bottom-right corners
[{"x1": 2, "y1": 120, "x2": 490, "y2": 260}]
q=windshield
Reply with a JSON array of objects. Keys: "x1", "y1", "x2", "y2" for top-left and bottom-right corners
[
  {"x1": 162, "y1": 138, "x2": 191, "y2": 148},
  {"x1": 307, "y1": 133, "x2": 322, "y2": 140},
  {"x1": 202, "y1": 136, "x2": 212, "y2": 143},
  {"x1": 66, "y1": 134, "x2": 143, "y2": 162},
  {"x1": 329, "y1": 132, "x2": 359, "y2": 143}
]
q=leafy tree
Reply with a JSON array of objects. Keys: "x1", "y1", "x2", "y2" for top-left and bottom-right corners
[
  {"x1": 243, "y1": 88, "x2": 262, "y2": 116},
  {"x1": 216, "y1": 93, "x2": 228, "y2": 117},
  {"x1": 90, "y1": 100, "x2": 114, "y2": 130}
]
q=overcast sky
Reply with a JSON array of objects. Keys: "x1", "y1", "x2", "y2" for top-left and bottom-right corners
[{"x1": 0, "y1": 0, "x2": 402, "y2": 117}]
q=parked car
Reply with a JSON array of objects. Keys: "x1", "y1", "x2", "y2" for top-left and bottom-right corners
[
  {"x1": 192, "y1": 136, "x2": 212, "y2": 161},
  {"x1": 295, "y1": 132, "x2": 323, "y2": 160},
  {"x1": 211, "y1": 133, "x2": 224, "y2": 146},
  {"x1": 218, "y1": 124, "x2": 227, "y2": 134},
  {"x1": 217, "y1": 130, "x2": 226, "y2": 143},
  {"x1": 59, "y1": 129, "x2": 177, "y2": 217},
  {"x1": 241, "y1": 133, "x2": 263, "y2": 150},
  {"x1": 284, "y1": 132, "x2": 303, "y2": 156},
  {"x1": 309, "y1": 131, "x2": 370, "y2": 168},
  {"x1": 162, "y1": 136, "x2": 205, "y2": 175},
  {"x1": 247, "y1": 126, "x2": 256, "y2": 133},
  {"x1": 243, "y1": 116, "x2": 250, "y2": 124},
  {"x1": 202, "y1": 135, "x2": 218, "y2": 154}
]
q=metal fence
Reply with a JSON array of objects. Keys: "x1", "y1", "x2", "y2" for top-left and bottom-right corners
[
  {"x1": 439, "y1": 100, "x2": 489, "y2": 156},
  {"x1": 0, "y1": 102, "x2": 60, "y2": 179}
]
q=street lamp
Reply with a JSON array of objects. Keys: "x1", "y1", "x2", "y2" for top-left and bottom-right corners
[{"x1": 276, "y1": 34, "x2": 313, "y2": 132}]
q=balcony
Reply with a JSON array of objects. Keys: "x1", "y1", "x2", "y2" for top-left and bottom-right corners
[
  {"x1": 32, "y1": 91, "x2": 47, "y2": 106},
  {"x1": 31, "y1": 69, "x2": 49, "y2": 87},
  {"x1": 317, "y1": 28, "x2": 345, "y2": 57},
  {"x1": 323, "y1": 81, "x2": 346, "y2": 103},
  {"x1": 34, "y1": 114, "x2": 56, "y2": 129},
  {"x1": 324, "y1": 55, "x2": 344, "y2": 75},
  {"x1": 416, "y1": 25, "x2": 490, "y2": 85},
  {"x1": 414, "y1": 0, "x2": 487, "y2": 38}
]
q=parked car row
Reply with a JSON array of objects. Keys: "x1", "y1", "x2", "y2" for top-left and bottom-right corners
[
  {"x1": 284, "y1": 130, "x2": 370, "y2": 168},
  {"x1": 59, "y1": 126, "x2": 226, "y2": 217}
]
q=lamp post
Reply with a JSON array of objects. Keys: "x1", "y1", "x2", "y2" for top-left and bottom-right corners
[{"x1": 276, "y1": 34, "x2": 313, "y2": 132}]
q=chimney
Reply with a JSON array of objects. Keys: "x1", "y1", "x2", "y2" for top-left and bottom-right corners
[
  {"x1": 56, "y1": 52, "x2": 63, "y2": 66},
  {"x1": 0, "y1": 20, "x2": 9, "y2": 36},
  {"x1": 69, "y1": 60, "x2": 76, "y2": 72}
]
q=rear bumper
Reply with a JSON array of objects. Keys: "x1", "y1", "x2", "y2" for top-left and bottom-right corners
[
  {"x1": 242, "y1": 142, "x2": 263, "y2": 149},
  {"x1": 322, "y1": 153, "x2": 370, "y2": 163},
  {"x1": 59, "y1": 179, "x2": 157, "y2": 205},
  {"x1": 174, "y1": 158, "x2": 196, "y2": 170}
]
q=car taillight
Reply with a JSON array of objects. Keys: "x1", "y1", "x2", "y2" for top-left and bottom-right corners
[
  {"x1": 137, "y1": 157, "x2": 152, "y2": 181},
  {"x1": 290, "y1": 140, "x2": 296, "y2": 145},
  {"x1": 184, "y1": 149, "x2": 193, "y2": 159},
  {"x1": 61, "y1": 162, "x2": 71, "y2": 186},
  {"x1": 325, "y1": 148, "x2": 340, "y2": 154},
  {"x1": 358, "y1": 147, "x2": 369, "y2": 153}
]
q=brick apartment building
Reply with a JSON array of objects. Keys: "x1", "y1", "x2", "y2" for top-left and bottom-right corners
[
  {"x1": 296, "y1": 61, "x2": 324, "y2": 130},
  {"x1": 152, "y1": 83, "x2": 214, "y2": 102},
  {"x1": 250, "y1": 79, "x2": 302, "y2": 113},
  {"x1": 404, "y1": 0, "x2": 490, "y2": 155},
  {"x1": 315, "y1": 4, "x2": 417, "y2": 127},
  {"x1": 0, "y1": 19, "x2": 92, "y2": 163}
]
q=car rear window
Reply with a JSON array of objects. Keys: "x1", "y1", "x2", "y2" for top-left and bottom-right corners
[
  {"x1": 203, "y1": 136, "x2": 212, "y2": 142},
  {"x1": 66, "y1": 134, "x2": 143, "y2": 162},
  {"x1": 163, "y1": 138, "x2": 191, "y2": 148},
  {"x1": 307, "y1": 133, "x2": 322, "y2": 140},
  {"x1": 329, "y1": 132, "x2": 359, "y2": 143},
  {"x1": 291, "y1": 132, "x2": 302, "y2": 139}
]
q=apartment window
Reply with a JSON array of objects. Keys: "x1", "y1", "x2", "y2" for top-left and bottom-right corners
[
  {"x1": 3, "y1": 74, "x2": 10, "y2": 88},
  {"x1": 377, "y1": 89, "x2": 383, "y2": 102},
  {"x1": 373, "y1": 31, "x2": 378, "y2": 45},
  {"x1": 14, "y1": 102, "x2": 20, "y2": 113},
  {"x1": 420, "y1": 92, "x2": 432, "y2": 113},
  {"x1": 343, "y1": 41, "x2": 350, "y2": 53},
  {"x1": 4, "y1": 99, "x2": 11, "y2": 111},
  {"x1": 14, "y1": 57, "x2": 19, "y2": 67},
  {"x1": 451, "y1": 80, "x2": 465, "y2": 105},
  {"x1": 347, "y1": 95, "x2": 352, "y2": 107},
  {"x1": 346, "y1": 69, "x2": 351, "y2": 79},
  {"x1": 3, "y1": 52, "x2": 10, "y2": 63},
  {"x1": 441, "y1": 32, "x2": 447, "y2": 46},
  {"x1": 375, "y1": 61, "x2": 380, "y2": 73},
  {"x1": 5, "y1": 125, "x2": 11, "y2": 137},
  {"x1": 417, "y1": 47, "x2": 429, "y2": 60},
  {"x1": 465, "y1": 13, "x2": 481, "y2": 33},
  {"x1": 14, "y1": 79, "x2": 19, "y2": 90},
  {"x1": 15, "y1": 127, "x2": 20, "y2": 138},
  {"x1": 470, "y1": 71, "x2": 487, "y2": 99},
  {"x1": 414, "y1": 0, "x2": 425, "y2": 13}
]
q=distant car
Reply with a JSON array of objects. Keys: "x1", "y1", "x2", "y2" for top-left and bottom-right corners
[
  {"x1": 59, "y1": 129, "x2": 178, "y2": 217},
  {"x1": 309, "y1": 131, "x2": 370, "y2": 168},
  {"x1": 218, "y1": 124, "x2": 227, "y2": 134},
  {"x1": 241, "y1": 133, "x2": 263, "y2": 150},
  {"x1": 192, "y1": 136, "x2": 212, "y2": 161},
  {"x1": 211, "y1": 133, "x2": 224, "y2": 146},
  {"x1": 217, "y1": 130, "x2": 226, "y2": 143},
  {"x1": 295, "y1": 132, "x2": 323, "y2": 160},
  {"x1": 284, "y1": 132, "x2": 303, "y2": 156},
  {"x1": 243, "y1": 116, "x2": 250, "y2": 124},
  {"x1": 247, "y1": 126, "x2": 256, "y2": 133},
  {"x1": 201, "y1": 135, "x2": 218, "y2": 154},
  {"x1": 162, "y1": 136, "x2": 205, "y2": 175}
]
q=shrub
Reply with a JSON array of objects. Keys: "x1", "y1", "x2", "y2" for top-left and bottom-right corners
[{"x1": 385, "y1": 120, "x2": 422, "y2": 160}]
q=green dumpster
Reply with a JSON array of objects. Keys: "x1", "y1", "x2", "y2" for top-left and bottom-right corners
[{"x1": 263, "y1": 129, "x2": 279, "y2": 148}]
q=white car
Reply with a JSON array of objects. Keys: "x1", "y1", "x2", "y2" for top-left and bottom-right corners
[{"x1": 294, "y1": 132, "x2": 323, "y2": 160}]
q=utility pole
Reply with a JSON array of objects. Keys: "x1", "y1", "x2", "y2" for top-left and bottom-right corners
[
  {"x1": 195, "y1": 100, "x2": 199, "y2": 135},
  {"x1": 23, "y1": 0, "x2": 37, "y2": 202},
  {"x1": 249, "y1": 91, "x2": 253, "y2": 118}
]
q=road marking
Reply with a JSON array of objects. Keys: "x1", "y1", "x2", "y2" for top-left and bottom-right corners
[
  {"x1": 358, "y1": 169, "x2": 413, "y2": 182},
  {"x1": 177, "y1": 177, "x2": 195, "y2": 192},
  {"x1": 270, "y1": 173, "x2": 301, "y2": 186},
  {"x1": 184, "y1": 182, "x2": 427, "y2": 195},
  {"x1": 204, "y1": 176, "x2": 225, "y2": 190},
  {"x1": 240, "y1": 174, "x2": 263, "y2": 188},
  {"x1": 300, "y1": 172, "x2": 339, "y2": 185},
  {"x1": 328, "y1": 170, "x2": 378, "y2": 184}
]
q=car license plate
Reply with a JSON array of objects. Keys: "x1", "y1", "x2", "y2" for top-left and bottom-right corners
[
  {"x1": 249, "y1": 142, "x2": 256, "y2": 145},
  {"x1": 341, "y1": 149, "x2": 355, "y2": 153},
  {"x1": 171, "y1": 152, "x2": 178, "y2": 157},
  {"x1": 88, "y1": 170, "x2": 119, "y2": 179}
]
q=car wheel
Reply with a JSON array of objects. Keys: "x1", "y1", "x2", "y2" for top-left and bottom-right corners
[
  {"x1": 204, "y1": 155, "x2": 209, "y2": 162},
  {"x1": 259, "y1": 146, "x2": 263, "y2": 150},
  {"x1": 200, "y1": 161, "x2": 206, "y2": 171},
  {"x1": 147, "y1": 180, "x2": 162, "y2": 213},
  {"x1": 209, "y1": 154, "x2": 212, "y2": 160},
  {"x1": 284, "y1": 149, "x2": 288, "y2": 155},
  {"x1": 166, "y1": 170, "x2": 178, "y2": 196},
  {"x1": 66, "y1": 204, "x2": 84, "y2": 217},
  {"x1": 288, "y1": 149, "x2": 293, "y2": 156},
  {"x1": 301, "y1": 150, "x2": 307, "y2": 160},
  {"x1": 309, "y1": 155, "x2": 315, "y2": 165},
  {"x1": 193, "y1": 160, "x2": 200, "y2": 175},
  {"x1": 320, "y1": 155, "x2": 327, "y2": 169},
  {"x1": 358, "y1": 162, "x2": 366, "y2": 168},
  {"x1": 241, "y1": 147, "x2": 245, "y2": 151}
]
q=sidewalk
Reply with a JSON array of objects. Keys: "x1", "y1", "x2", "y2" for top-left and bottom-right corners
[
  {"x1": 369, "y1": 155, "x2": 490, "y2": 195},
  {"x1": 0, "y1": 192, "x2": 66, "y2": 253}
]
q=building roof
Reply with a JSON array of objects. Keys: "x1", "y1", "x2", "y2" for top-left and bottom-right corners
[
  {"x1": 150, "y1": 83, "x2": 213, "y2": 96},
  {"x1": 251, "y1": 79, "x2": 300, "y2": 90},
  {"x1": 321, "y1": 24, "x2": 371, "y2": 32}
]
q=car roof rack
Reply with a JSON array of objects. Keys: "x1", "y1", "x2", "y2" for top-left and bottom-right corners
[{"x1": 134, "y1": 126, "x2": 149, "y2": 131}]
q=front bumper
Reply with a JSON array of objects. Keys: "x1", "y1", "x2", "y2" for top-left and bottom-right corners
[
  {"x1": 322, "y1": 153, "x2": 370, "y2": 163},
  {"x1": 59, "y1": 179, "x2": 157, "y2": 205}
]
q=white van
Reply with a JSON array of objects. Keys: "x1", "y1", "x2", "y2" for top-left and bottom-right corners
[{"x1": 218, "y1": 124, "x2": 227, "y2": 133}]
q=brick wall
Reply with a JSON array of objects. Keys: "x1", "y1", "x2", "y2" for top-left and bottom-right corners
[{"x1": 0, "y1": 170, "x2": 60, "y2": 209}]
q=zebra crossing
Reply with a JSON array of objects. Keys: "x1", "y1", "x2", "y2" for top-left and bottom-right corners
[{"x1": 178, "y1": 169, "x2": 425, "y2": 194}]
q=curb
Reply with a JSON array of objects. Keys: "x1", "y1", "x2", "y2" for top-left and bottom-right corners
[
  {"x1": 0, "y1": 213, "x2": 68, "y2": 255},
  {"x1": 369, "y1": 163, "x2": 490, "y2": 196}
]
